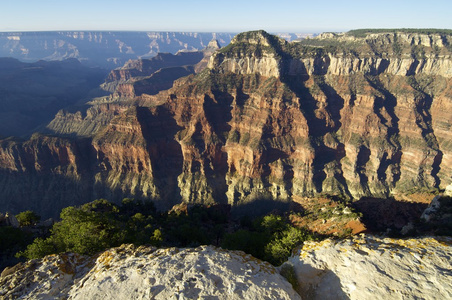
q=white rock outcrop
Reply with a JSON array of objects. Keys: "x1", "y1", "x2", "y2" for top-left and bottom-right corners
[
  {"x1": 284, "y1": 235, "x2": 452, "y2": 300},
  {"x1": 0, "y1": 245, "x2": 300, "y2": 300},
  {"x1": 2, "y1": 236, "x2": 451, "y2": 300},
  {"x1": 445, "y1": 184, "x2": 452, "y2": 197}
]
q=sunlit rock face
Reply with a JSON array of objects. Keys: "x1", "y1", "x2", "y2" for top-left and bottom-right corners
[
  {"x1": 284, "y1": 235, "x2": 452, "y2": 300},
  {"x1": 1, "y1": 236, "x2": 450, "y2": 300},
  {"x1": 1, "y1": 30, "x2": 452, "y2": 217},
  {"x1": 0, "y1": 245, "x2": 300, "y2": 300}
]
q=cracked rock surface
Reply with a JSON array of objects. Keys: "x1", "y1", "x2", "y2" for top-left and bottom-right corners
[
  {"x1": 0, "y1": 245, "x2": 299, "y2": 300},
  {"x1": 285, "y1": 235, "x2": 452, "y2": 300}
]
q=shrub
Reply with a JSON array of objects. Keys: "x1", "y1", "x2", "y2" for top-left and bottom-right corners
[
  {"x1": 223, "y1": 214, "x2": 316, "y2": 266},
  {"x1": 17, "y1": 238, "x2": 55, "y2": 259},
  {"x1": 16, "y1": 210, "x2": 40, "y2": 227},
  {"x1": 19, "y1": 201, "x2": 125, "y2": 259},
  {"x1": 264, "y1": 226, "x2": 313, "y2": 266}
]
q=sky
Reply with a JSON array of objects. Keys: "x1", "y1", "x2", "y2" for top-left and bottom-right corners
[{"x1": 0, "y1": 0, "x2": 451, "y2": 34}]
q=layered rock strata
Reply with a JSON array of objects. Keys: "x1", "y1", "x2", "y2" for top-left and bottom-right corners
[
  {"x1": 1, "y1": 30, "x2": 452, "y2": 216},
  {"x1": 46, "y1": 42, "x2": 218, "y2": 138}
]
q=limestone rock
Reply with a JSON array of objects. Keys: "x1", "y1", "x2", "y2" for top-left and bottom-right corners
[
  {"x1": 445, "y1": 184, "x2": 452, "y2": 197},
  {"x1": 285, "y1": 235, "x2": 452, "y2": 300},
  {"x1": 0, "y1": 245, "x2": 300, "y2": 300},
  {"x1": 0, "y1": 253, "x2": 91, "y2": 299},
  {"x1": 205, "y1": 39, "x2": 221, "y2": 51},
  {"x1": 0, "y1": 213, "x2": 19, "y2": 228}
]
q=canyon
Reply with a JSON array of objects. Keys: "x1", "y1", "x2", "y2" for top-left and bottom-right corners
[
  {"x1": 0, "y1": 31, "x2": 235, "y2": 69},
  {"x1": 0, "y1": 30, "x2": 452, "y2": 218},
  {"x1": 0, "y1": 58, "x2": 106, "y2": 137}
]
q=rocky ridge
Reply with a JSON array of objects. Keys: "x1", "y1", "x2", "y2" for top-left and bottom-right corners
[
  {"x1": 0, "y1": 245, "x2": 300, "y2": 300},
  {"x1": 1, "y1": 30, "x2": 452, "y2": 217},
  {"x1": 1, "y1": 235, "x2": 450, "y2": 299},
  {"x1": 46, "y1": 42, "x2": 219, "y2": 138}
]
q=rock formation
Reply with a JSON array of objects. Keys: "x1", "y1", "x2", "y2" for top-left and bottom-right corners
[
  {"x1": 1, "y1": 236, "x2": 450, "y2": 299},
  {"x1": 46, "y1": 43, "x2": 218, "y2": 138},
  {"x1": 284, "y1": 235, "x2": 452, "y2": 299},
  {"x1": 100, "y1": 51, "x2": 204, "y2": 93},
  {"x1": 0, "y1": 245, "x2": 300, "y2": 300},
  {"x1": 1, "y1": 30, "x2": 452, "y2": 217}
]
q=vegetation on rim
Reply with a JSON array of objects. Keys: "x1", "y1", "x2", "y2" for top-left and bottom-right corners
[{"x1": 12, "y1": 198, "x2": 320, "y2": 267}]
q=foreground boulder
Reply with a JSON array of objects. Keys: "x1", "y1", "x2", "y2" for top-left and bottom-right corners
[
  {"x1": 284, "y1": 235, "x2": 452, "y2": 299},
  {"x1": 2, "y1": 235, "x2": 451, "y2": 299},
  {"x1": 0, "y1": 245, "x2": 299, "y2": 300}
]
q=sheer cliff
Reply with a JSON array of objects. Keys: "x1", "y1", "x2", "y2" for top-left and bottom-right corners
[{"x1": 1, "y1": 30, "x2": 452, "y2": 217}]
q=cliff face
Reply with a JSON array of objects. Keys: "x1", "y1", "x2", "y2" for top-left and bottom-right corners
[
  {"x1": 1, "y1": 30, "x2": 452, "y2": 217},
  {"x1": 0, "y1": 135, "x2": 95, "y2": 217},
  {"x1": 156, "y1": 30, "x2": 452, "y2": 206},
  {"x1": 46, "y1": 46, "x2": 213, "y2": 138},
  {"x1": 101, "y1": 51, "x2": 204, "y2": 93}
]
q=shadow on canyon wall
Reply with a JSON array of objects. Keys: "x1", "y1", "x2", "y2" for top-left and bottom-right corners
[
  {"x1": 230, "y1": 198, "x2": 292, "y2": 217},
  {"x1": 352, "y1": 197, "x2": 429, "y2": 233}
]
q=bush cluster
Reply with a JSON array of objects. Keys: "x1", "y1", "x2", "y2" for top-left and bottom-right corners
[
  {"x1": 15, "y1": 199, "x2": 315, "y2": 267},
  {"x1": 221, "y1": 214, "x2": 315, "y2": 265}
]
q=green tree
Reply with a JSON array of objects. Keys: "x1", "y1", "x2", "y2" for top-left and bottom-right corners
[
  {"x1": 17, "y1": 237, "x2": 55, "y2": 259},
  {"x1": 19, "y1": 200, "x2": 124, "y2": 259},
  {"x1": 16, "y1": 210, "x2": 41, "y2": 227},
  {"x1": 50, "y1": 205, "x2": 122, "y2": 254},
  {"x1": 264, "y1": 226, "x2": 313, "y2": 265},
  {"x1": 150, "y1": 229, "x2": 163, "y2": 247}
]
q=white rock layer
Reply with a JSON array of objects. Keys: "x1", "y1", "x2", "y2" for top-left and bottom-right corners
[
  {"x1": 0, "y1": 245, "x2": 300, "y2": 300},
  {"x1": 285, "y1": 235, "x2": 452, "y2": 300}
]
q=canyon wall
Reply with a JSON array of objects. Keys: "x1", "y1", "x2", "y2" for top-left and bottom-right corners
[{"x1": 1, "y1": 30, "x2": 452, "y2": 217}]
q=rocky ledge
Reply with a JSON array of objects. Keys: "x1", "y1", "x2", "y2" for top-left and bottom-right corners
[
  {"x1": 285, "y1": 235, "x2": 452, "y2": 299},
  {"x1": 0, "y1": 245, "x2": 299, "y2": 300},
  {"x1": 1, "y1": 235, "x2": 451, "y2": 300}
]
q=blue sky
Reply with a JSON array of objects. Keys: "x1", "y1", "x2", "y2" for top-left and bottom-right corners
[{"x1": 1, "y1": 0, "x2": 451, "y2": 33}]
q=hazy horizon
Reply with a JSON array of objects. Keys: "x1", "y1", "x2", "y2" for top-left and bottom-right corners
[{"x1": 1, "y1": 0, "x2": 451, "y2": 34}]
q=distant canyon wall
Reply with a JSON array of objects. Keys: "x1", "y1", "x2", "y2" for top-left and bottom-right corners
[{"x1": 0, "y1": 31, "x2": 235, "y2": 69}]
